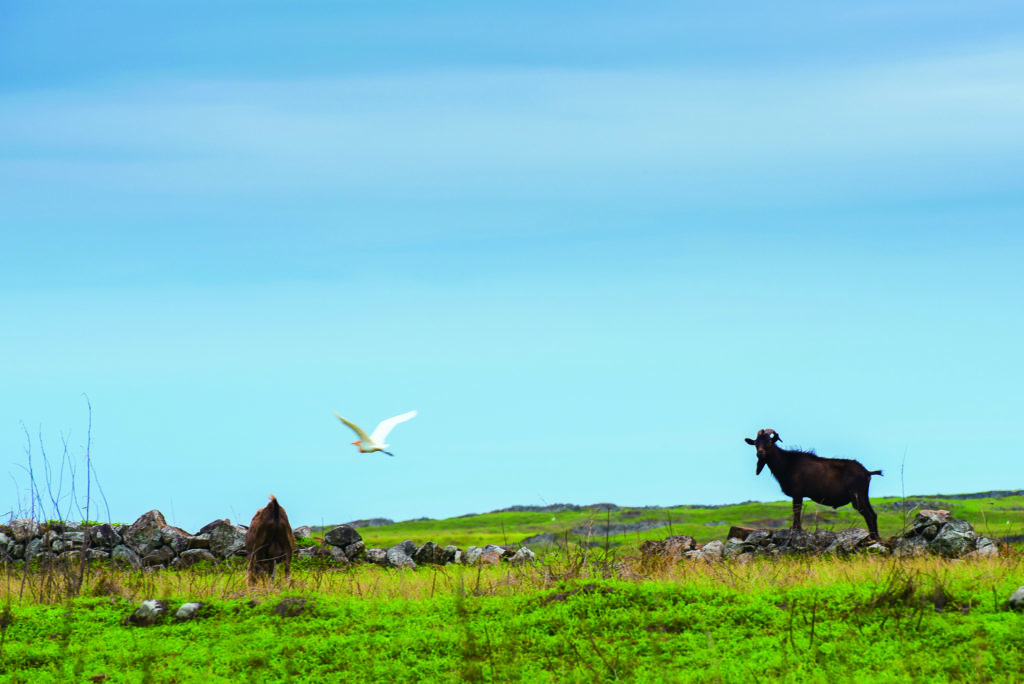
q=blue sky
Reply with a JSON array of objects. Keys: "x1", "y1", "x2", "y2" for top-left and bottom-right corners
[{"x1": 2, "y1": 2, "x2": 1023, "y2": 532}]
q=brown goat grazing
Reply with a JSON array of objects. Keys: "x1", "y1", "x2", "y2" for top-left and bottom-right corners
[
  {"x1": 744, "y1": 429, "x2": 883, "y2": 540},
  {"x1": 244, "y1": 495, "x2": 296, "y2": 583}
]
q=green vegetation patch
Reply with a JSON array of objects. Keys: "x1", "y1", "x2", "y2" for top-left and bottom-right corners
[{"x1": 2, "y1": 554, "x2": 1023, "y2": 683}]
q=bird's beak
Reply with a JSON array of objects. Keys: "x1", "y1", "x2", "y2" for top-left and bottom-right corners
[{"x1": 351, "y1": 441, "x2": 359, "y2": 446}]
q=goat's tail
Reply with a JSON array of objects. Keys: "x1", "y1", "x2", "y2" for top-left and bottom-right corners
[
  {"x1": 268, "y1": 494, "x2": 281, "y2": 523},
  {"x1": 869, "y1": 470, "x2": 883, "y2": 477}
]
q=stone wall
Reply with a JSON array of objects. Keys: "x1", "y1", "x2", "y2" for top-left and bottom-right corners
[
  {"x1": 0, "y1": 509, "x2": 537, "y2": 570},
  {"x1": 2, "y1": 508, "x2": 1002, "y2": 571},
  {"x1": 640, "y1": 510, "x2": 1000, "y2": 563}
]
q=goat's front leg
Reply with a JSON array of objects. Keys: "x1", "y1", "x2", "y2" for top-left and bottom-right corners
[{"x1": 792, "y1": 498, "x2": 803, "y2": 531}]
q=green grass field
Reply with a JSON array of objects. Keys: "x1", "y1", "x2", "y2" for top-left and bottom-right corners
[
  {"x1": 2, "y1": 552, "x2": 1023, "y2": 682},
  {"x1": 3, "y1": 492, "x2": 1023, "y2": 682}
]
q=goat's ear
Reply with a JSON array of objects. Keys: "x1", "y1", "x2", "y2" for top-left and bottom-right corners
[
  {"x1": 772, "y1": 433, "x2": 781, "y2": 443},
  {"x1": 744, "y1": 438, "x2": 755, "y2": 445}
]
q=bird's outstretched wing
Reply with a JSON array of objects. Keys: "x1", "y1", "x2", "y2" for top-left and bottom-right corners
[
  {"x1": 370, "y1": 410, "x2": 417, "y2": 443},
  {"x1": 334, "y1": 412, "x2": 372, "y2": 442}
]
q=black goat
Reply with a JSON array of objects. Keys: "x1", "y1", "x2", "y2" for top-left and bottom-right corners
[{"x1": 744, "y1": 428, "x2": 882, "y2": 540}]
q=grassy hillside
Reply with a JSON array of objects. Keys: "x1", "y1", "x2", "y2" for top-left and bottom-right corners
[{"x1": 328, "y1": 491, "x2": 1024, "y2": 551}]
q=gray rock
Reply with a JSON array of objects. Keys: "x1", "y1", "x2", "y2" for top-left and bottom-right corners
[
  {"x1": 326, "y1": 545, "x2": 351, "y2": 565},
  {"x1": 111, "y1": 544, "x2": 142, "y2": 569},
  {"x1": 482, "y1": 544, "x2": 508, "y2": 558},
  {"x1": 0, "y1": 532, "x2": 8, "y2": 548},
  {"x1": 893, "y1": 535, "x2": 929, "y2": 557},
  {"x1": 929, "y1": 518, "x2": 978, "y2": 557},
  {"x1": 173, "y1": 549, "x2": 216, "y2": 569},
  {"x1": 1009, "y1": 586, "x2": 1024, "y2": 611},
  {"x1": 907, "y1": 510, "x2": 951, "y2": 541},
  {"x1": 913, "y1": 523, "x2": 940, "y2": 541},
  {"x1": 123, "y1": 510, "x2": 168, "y2": 556},
  {"x1": 745, "y1": 530, "x2": 773, "y2": 547},
  {"x1": 723, "y1": 538, "x2": 756, "y2": 559},
  {"x1": 203, "y1": 520, "x2": 247, "y2": 558},
  {"x1": 770, "y1": 529, "x2": 836, "y2": 553},
  {"x1": 125, "y1": 599, "x2": 168, "y2": 627},
  {"x1": 295, "y1": 546, "x2": 324, "y2": 559},
  {"x1": 510, "y1": 547, "x2": 537, "y2": 564},
  {"x1": 442, "y1": 545, "x2": 461, "y2": 565},
  {"x1": 324, "y1": 524, "x2": 362, "y2": 548},
  {"x1": 60, "y1": 531, "x2": 87, "y2": 549},
  {"x1": 823, "y1": 529, "x2": 872, "y2": 554},
  {"x1": 87, "y1": 549, "x2": 111, "y2": 561},
  {"x1": 864, "y1": 542, "x2": 889, "y2": 554},
  {"x1": 161, "y1": 526, "x2": 192, "y2": 555},
  {"x1": 292, "y1": 526, "x2": 313, "y2": 540},
  {"x1": 808, "y1": 530, "x2": 839, "y2": 551},
  {"x1": 695, "y1": 540, "x2": 724, "y2": 561},
  {"x1": 90, "y1": 524, "x2": 122, "y2": 548},
  {"x1": 186, "y1": 533, "x2": 211, "y2": 550},
  {"x1": 365, "y1": 548, "x2": 388, "y2": 566},
  {"x1": 142, "y1": 545, "x2": 176, "y2": 568},
  {"x1": 344, "y1": 540, "x2": 365, "y2": 561},
  {"x1": 175, "y1": 602, "x2": 203, "y2": 621},
  {"x1": 916, "y1": 509, "x2": 952, "y2": 525},
  {"x1": 9, "y1": 519, "x2": 42, "y2": 542},
  {"x1": 464, "y1": 546, "x2": 483, "y2": 564},
  {"x1": 971, "y1": 537, "x2": 999, "y2": 559},
  {"x1": 25, "y1": 538, "x2": 48, "y2": 561},
  {"x1": 414, "y1": 541, "x2": 444, "y2": 565},
  {"x1": 386, "y1": 543, "x2": 417, "y2": 569}
]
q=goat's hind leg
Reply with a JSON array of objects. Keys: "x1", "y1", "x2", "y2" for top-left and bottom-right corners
[{"x1": 852, "y1": 492, "x2": 880, "y2": 540}]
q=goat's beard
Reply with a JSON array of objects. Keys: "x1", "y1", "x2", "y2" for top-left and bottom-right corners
[{"x1": 756, "y1": 458, "x2": 766, "y2": 475}]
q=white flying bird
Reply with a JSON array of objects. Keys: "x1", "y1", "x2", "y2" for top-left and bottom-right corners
[{"x1": 333, "y1": 410, "x2": 417, "y2": 457}]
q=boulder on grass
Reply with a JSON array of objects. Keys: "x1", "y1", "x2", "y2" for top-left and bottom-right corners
[{"x1": 125, "y1": 599, "x2": 168, "y2": 627}]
